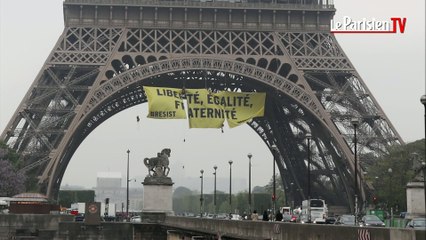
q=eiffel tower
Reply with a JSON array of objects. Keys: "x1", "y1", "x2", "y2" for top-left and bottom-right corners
[{"x1": 1, "y1": 0, "x2": 402, "y2": 211}]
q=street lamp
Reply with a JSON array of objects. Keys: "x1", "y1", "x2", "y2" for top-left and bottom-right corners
[
  {"x1": 248, "y1": 153, "x2": 253, "y2": 214},
  {"x1": 305, "y1": 133, "x2": 312, "y2": 199},
  {"x1": 351, "y1": 117, "x2": 360, "y2": 224},
  {"x1": 421, "y1": 94, "x2": 426, "y2": 217},
  {"x1": 229, "y1": 160, "x2": 233, "y2": 208},
  {"x1": 213, "y1": 165, "x2": 217, "y2": 215},
  {"x1": 422, "y1": 161, "x2": 426, "y2": 219},
  {"x1": 200, "y1": 169, "x2": 204, "y2": 218},
  {"x1": 271, "y1": 145, "x2": 278, "y2": 221},
  {"x1": 290, "y1": 182, "x2": 295, "y2": 209},
  {"x1": 126, "y1": 149, "x2": 130, "y2": 221},
  {"x1": 421, "y1": 95, "x2": 426, "y2": 145},
  {"x1": 305, "y1": 133, "x2": 312, "y2": 223},
  {"x1": 388, "y1": 167, "x2": 393, "y2": 227}
]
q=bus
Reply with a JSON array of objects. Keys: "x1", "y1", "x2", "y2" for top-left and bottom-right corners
[{"x1": 301, "y1": 199, "x2": 328, "y2": 224}]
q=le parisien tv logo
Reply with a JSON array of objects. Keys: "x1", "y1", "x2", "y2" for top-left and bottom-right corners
[{"x1": 331, "y1": 16, "x2": 407, "y2": 34}]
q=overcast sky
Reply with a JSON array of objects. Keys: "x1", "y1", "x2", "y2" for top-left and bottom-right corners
[{"x1": 0, "y1": 0, "x2": 424, "y2": 191}]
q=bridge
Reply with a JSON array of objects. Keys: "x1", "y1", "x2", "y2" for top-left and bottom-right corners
[{"x1": 0, "y1": 214, "x2": 424, "y2": 239}]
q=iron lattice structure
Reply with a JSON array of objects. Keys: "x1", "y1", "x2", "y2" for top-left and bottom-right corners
[{"x1": 1, "y1": 0, "x2": 403, "y2": 211}]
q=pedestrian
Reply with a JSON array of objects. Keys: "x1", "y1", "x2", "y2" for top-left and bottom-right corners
[
  {"x1": 251, "y1": 210, "x2": 259, "y2": 221},
  {"x1": 269, "y1": 211, "x2": 274, "y2": 221},
  {"x1": 275, "y1": 210, "x2": 283, "y2": 221},
  {"x1": 262, "y1": 210, "x2": 269, "y2": 221}
]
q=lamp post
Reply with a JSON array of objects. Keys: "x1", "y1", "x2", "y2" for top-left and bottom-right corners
[
  {"x1": 421, "y1": 95, "x2": 426, "y2": 149},
  {"x1": 200, "y1": 169, "x2": 204, "y2": 218},
  {"x1": 387, "y1": 167, "x2": 393, "y2": 204},
  {"x1": 388, "y1": 167, "x2": 393, "y2": 226},
  {"x1": 271, "y1": 145, "x2": 278, "y2": 221},
  {"x1": 126, "y1": 149, "x2": 130, "y2": 221},
  {"x1": 248, "y1": 153, "x2": 253, "y2": 214},
  {"x1": 421, "y1": 95, "x2": 426, "y2": 217},
  {"x1": 422, "y1": 161, "x2": 426, "y2": 218},
  {"x1": 229, "y1": 160, "x2": 233, "y2": 209},
  {"x1": 305, "y1": 133, "x2": 312, "y2": 199},
  {"x1": 213, "y1": 165, "x2": 217, "y2": 215},
  {"x1": 351, "y1": 117, "x2": 360, "y2": 224},
  {"x1": 305, "y1": 133, "x2": 312, "y2": 223},
  {"x1": 290, "y1": 182, "x2": 294, "y2": 209}
]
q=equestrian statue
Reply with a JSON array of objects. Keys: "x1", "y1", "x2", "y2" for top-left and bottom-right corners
[{"x1": 143, "y1": 148, "x2": 171, "y2": 177}]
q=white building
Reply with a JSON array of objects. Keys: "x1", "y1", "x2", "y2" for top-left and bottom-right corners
[{"x1": 94, "y1": 172, "x2": 143, "y2": 212}]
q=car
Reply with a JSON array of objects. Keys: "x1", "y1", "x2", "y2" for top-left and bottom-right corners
[
  {"x1": 130, "y1": 215, "x2": 141, "y2": 223},
  {"x1": 359, "y1": 215, "x2": 385, "y2": 227},
  {"x1": 290, "y1": 215, "x2": 299, "y2": 223},
  {"x1": 74, "y1": 213, "x2": 85, "y2": 222},
  {"x1": 216, "y1": 213, "x2": 228, "y2": 219},
  {"x1": 313, "y1": 216, "x2": 326, "y2": 224},
  {"x1": 299, "y1": 214, "x2": 310, "y2": 224},
  {"x1": 399, "y1": 212, "x2": 407, "y2": 218},
  {"x1": 325, "y1": 216, "x2": 336, "y2": 224},
  {"x1": 230, "y1": 214, "x2": 241, "y2": 220},
  {"x1": 282, "y1": 214, "x2": 292, "y2": 222},
  {"x1": 406, "y1": 218, "x2": 426, "y2": 230},
  {"x1": 334, "y1": 215, "x2": 356, "y2": 226}
]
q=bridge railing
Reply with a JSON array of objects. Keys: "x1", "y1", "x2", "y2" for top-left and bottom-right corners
[{"x1": 163, "y1": 216, "x2": 425, "y2": 240}]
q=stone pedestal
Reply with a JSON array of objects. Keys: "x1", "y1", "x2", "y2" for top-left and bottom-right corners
[
  {"x1": 84, "y1": 202, "x2": 101, "y2": 225},
  {"x1": 406, "y1": 181, "x2": 425, "y2": 219},
  {"x1": 142, "y1": 176, "x2": 174, "y2": 222}
]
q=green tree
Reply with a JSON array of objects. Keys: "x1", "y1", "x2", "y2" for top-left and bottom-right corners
[
  {"x1": 253, "y1": 193, "x2": 270, "y2": 213},
  {"x1": 58, "y1": 190, "x2": 95, "y2": 207},
  {"x1": 252, "y1": 185, "x2": 267, "y2": 193},
  {"x1": 365, "y1": 139, "x2": 425, "y2": 212},
  {"x1": 0, "y1": 141, "x2": 20, "y2": 166},
  {"x1": 173, "y1": 186, "x2": 193, "y2": 199},
  {"x1": 173, "y1": 186, "x2": 195, "y2": 214},
  {"x1": 216, "y1": 191, "x2": 230, "y2": 213},
  {"x1": 264, "y1": 174, "x2": 286, "y2": 209},
  {"x1": 235, "y1": 191, "x2": 249, "y2": 214}
]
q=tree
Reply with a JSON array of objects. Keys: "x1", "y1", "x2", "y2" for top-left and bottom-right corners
[
  {"x1": 264, "y1": 174, "x2": 286, "y2": 208},
  {"x1": 0, "y1": 142, "x2": 20, "y2": 167},
  {"x1": 252, "y1": 186, "x2": 267, "y2": 193},
  {"x1": 0, "y1": 160, "x2": 26, "y2": 196},
  {"x1": 365, "y1": 139, "x2": 425, "y2": 212},
  {"x1": 0, "y1": 141, "x2": 26, "y2": 196},
  {"x1": 58, "y1": 190, "x2": 95, "y2": 207},
  {"x1": 173, "y1": 186, "x2": 195, "y2": 214},
  {"x1": 173, "y1": 186, "x2": 193, "y2": 199}
]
